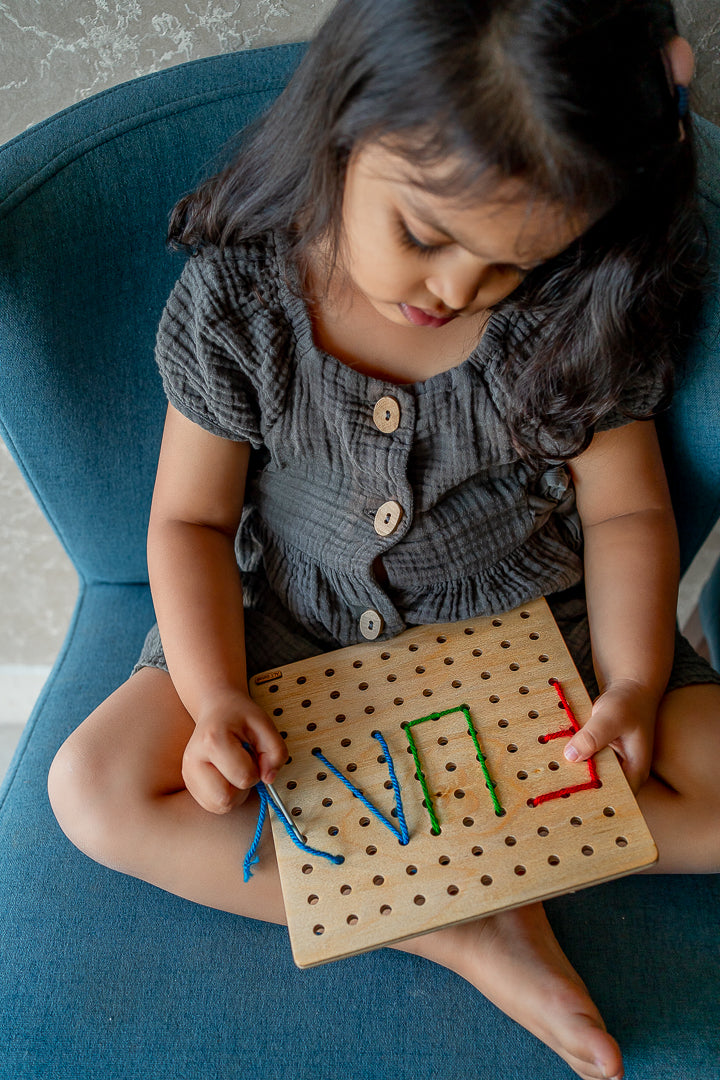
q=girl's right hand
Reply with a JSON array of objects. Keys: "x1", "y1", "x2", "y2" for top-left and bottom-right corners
[{"x1": 181, "y1": 690, "x2": 288, "y2": 814}]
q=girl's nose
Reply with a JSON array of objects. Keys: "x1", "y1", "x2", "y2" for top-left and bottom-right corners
[{"x1": 425, "y1": 261, "x2": 522, "y2": 312}]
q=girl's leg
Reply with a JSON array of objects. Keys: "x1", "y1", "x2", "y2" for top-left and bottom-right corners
[
  {"x1": 637, "y1": 682, "x2": 720, "y2": 873},
  {"x1": 49, "y1": 667, "x2": 622, "y2": 1080}
]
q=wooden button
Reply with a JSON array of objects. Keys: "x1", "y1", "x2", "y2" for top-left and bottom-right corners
[
  {"x1": 359, "y1": 609, "x2": 384, "y2": 640},
  {"x1": 373, "y1": 396, "x2": 401, "y2": 433},
  {"x1": 374, "y1": 500, "x2": 403, "y2": 537}
]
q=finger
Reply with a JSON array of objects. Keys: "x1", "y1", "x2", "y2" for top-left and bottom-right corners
[
  {"x1": 564, "y1": 709, "x2": 619, "y2": 763},
  {"x1": 614, "y1": 736, "x2": 653, "y2": 794},
  {"x1": 242, "y1": 707, "x2": 289, "y2": 784},
  {"x1": 183, "y1": 757, "x2": 249, "y2": 815}
]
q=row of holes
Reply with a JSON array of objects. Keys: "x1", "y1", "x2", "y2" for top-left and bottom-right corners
[{"x1": 299, "y1": 806, "x2": 619, "y2": 877}]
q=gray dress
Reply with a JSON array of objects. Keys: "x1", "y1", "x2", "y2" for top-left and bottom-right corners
[{"x1": 135, "y1": 236, "x2": 719, "y2": 697}]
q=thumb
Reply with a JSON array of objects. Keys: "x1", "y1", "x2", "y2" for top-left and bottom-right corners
[{"x1": 564, "y1": 707, "x2": 614, "y2": 763}]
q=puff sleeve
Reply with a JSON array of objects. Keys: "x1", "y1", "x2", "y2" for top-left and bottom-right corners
[{"x1": 154, "y1": 249, "x2": 267, "y2": 448}]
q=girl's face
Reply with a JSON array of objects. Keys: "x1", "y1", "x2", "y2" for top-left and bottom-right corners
[{"x1": 338, "y1": 143, "x2": 586, "y2": 330}]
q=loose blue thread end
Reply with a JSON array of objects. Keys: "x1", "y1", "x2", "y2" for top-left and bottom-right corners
[{"x1": 242, "y1": 782, "x2": 344, "y2": 882}]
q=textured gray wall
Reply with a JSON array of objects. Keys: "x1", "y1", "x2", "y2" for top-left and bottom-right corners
[{"x1": 1, "y1": 0, "x2": 719, "y2": 665}]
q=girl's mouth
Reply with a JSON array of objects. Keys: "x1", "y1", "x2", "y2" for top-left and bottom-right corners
[{"x1": 399, "y1": 302, "x2": 456, "y2": 328}]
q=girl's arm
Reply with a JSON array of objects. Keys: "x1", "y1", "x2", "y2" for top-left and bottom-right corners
[
  {"x1": 565, "y1": 419, "x2": 680, "y2": 790},
  {"x1": 147, "y1": 404, "x2": 287, "y2": 814}
]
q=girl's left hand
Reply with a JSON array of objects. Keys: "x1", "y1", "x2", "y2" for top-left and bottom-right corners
[{"x1": 563, "y1": 679, "x2": 659, "y2": 793}]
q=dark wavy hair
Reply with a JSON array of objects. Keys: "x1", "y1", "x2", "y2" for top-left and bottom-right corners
[{"x1": 169, "y1": 0, "x2": 707, "y2": 461}]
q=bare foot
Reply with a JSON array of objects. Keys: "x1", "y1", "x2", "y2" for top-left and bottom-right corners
[{"x1": 395, "y1": 903, "x2": 623, "y2": 1080}]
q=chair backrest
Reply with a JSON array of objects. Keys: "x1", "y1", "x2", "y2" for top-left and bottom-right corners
[
  {"x1": 0, "y1": 44, "x2": 305, "y2": 586},
  {"x1": 0, "y1": 47, "x2": 718, "y2": 585}
]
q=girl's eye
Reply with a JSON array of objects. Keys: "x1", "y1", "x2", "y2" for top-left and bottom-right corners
[{"x1": 397, "y1": 220, "x2": 444, "y2": 257}]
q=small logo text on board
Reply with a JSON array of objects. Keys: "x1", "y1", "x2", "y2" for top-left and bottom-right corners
[{"x1": 254, "y1": 670, "x2": 283, "y2": 685}]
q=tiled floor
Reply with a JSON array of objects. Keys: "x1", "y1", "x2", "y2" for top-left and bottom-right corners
[{"x1": 0, "y1": 665, "x2": 50, "y2": 783}]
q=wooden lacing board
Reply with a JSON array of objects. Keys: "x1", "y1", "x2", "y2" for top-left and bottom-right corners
[{"x1": 249, "y1": 598, "x2": 657, "y2": 968}]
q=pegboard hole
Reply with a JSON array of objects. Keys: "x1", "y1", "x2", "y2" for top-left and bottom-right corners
[
  {"x1": 273, "y1": 708, "x2": 283, "y2": 717},
  {"x1": 464, "y1": 628, "x2": 475, "y2": 636},
  {"x1": 430, "y1": 827, "x2": 442, "y2": 837},
  {"x1": 538, "y1": 654, "x2": 549, "y2": 663},
  {"x1": 383, "y1": 778, "x2": 392, "y2": 788},
  {"x1": 472, "y1": 648, "x2": 482, "y2": 657},
  {"x1": 519, "y1": 686, "x2": 530, "y2": 695},
  {"x1": 529, "y1": 632, "x2": 540, "y2": 640},
  {"x1": 451, "y1": 680, "x2": 463, "y2": 688},
  {"x1": 495, "y1": 807, "x2": 507, "y2": 817},
  {"x1": 454, "y1": 789, "x2": 465, "y2": 799},
  {"x1": 603, "y1": 807, "x2": 616, "y2": 817},
  {"x1": 328, "y1": 826, "x2": 339, "y2": 836},
  {"x1": 528, "y1": 710, "x2": 539, "y2": 719},
  {"x1": 359, "y1": 817, "x2": 370, "y2": 827},
  {"x1": 287, "y1": 780, "x2": 298, "y2": 790},
  {"x1": 324, "y1": 668, "x2": 335, "y2": 677},
  {"x1": 498, "y1": 718, "x2": 509, "y2": 728},
  {"x1": 615, "y1": 836, "x2": 628, "y2": 848},
  {"x1": 346, "y1": 915, "x2": 359, "y2": 926},
  {"x1": 472, "y1": 847, "x2": 483, "y2": 857},
  {"x1": 423, "y1": 689, "x2": 433, "y2": 697},
  {"x1": 387, "y1": 673, "x2": 397, "y2": 682},
  {"x1": 521, "y1": 610, "x2": 531, "y2": 619},
  {"x1": 340, "y1": 884, "x2": 352, "y2": 895},
  {"x1": 489, "y1": 695, "x2": 500, "y2": 703},
  {"x1": 548, "y1": 855, "x2": 560, "y2": 866},
  {"x1": 481, "y1": 671, "x2": 491, "y2": 680},
  {"x1": 269, "y1": 685, "x2": 279, "y2": 694},
  {"x1": 481, "y1": 875, "x2": 493, "y2": 886},
  {"x1": 394, "y1": 698, "x2": 404, "y2": 706},
  {"x1": 537, "y1": 826, "x2": 549, "y2": 837},
  {"x1": 340, "y1": 737, "x2": 352, "y2": 747},
  {"x1": 500, "y1": 640, "x2": 511, "y2": 649},
  {"x1": 316, "y1": 772, "x2": 327, "y2": 781},
  {"x1": 582, "y1": 845, "x2": 594, "y2": 857},
  {"x1": 514, "y1": 865, "x2": 527, "y2": 876},
  {"x1": 507, "y1": 744, "x2": 518, "y2": 753},
  {"x1": 439, "y1": 855, "x2": 451, "y2": 865},
  {"x1": 548, "y1": 760, "x2": 560, "y2": 771},
  {"x1": 380, "y1": 651, "x2": 391, "y2": 660},
  {"x1": 313, "y1": 925, "x2": 324, "y2": 936},
  {"x1": 302, "y1": 864, "x2": 313, "y2": 875},
  {"x1": 463, "y1": 817, "x2": 474, "y2": 827},
  {"x1": 353, "y1": 660, "x2": 363, "y2": 669},
  {"x1": 291, "y1": 807, "x2": 302, "y2": 817},
  {"x1": 570, "y1": 816, "x2": 583, "y2": 827},
  {"x1": 380, "y1": 905, "x2": 392, "y2": 916},
  {"x1": 306, "y1": 722, "x2": 317, "y2": 731},
  {"x1": 307, "y1": 895, "x2": 319, "y2": 905},
  {"x1": 330, "y1": 690, "x2": 340, "y2": 700},
  {"x1": 414, "y1": 895, "x2": 426, "y2": 905},
  {"x1": 335, "y1": 714, "x2": 346, "y2": 723},
  {"x1": 364, "y1": 706, "x2": 375, "y2": 715},
  {"x1": 366, "y1": 845, "x2": 377, "y2": 855},
  {"x1": 409, "y1": 644, "x2": 419, "y2": 652},
  {"x1": 436, "y1": 635, "x2": 447, "y2": 643},
  {"x1": 406, "y1": 865, "x2": 418, "y2": 875},
  {"x1": 373, "y1": 875, "x2": 385, "y2": 886},
  {"x1": 509, "y1": 663, "x2": 520, "y2": 672},
  {"x1": 437, "y1": 735, "x2": 449, "y2": 746},
  {"x1": 447, "y1": 885, "x2": 459, "y2": 896},
  {"x1": 505, "y1": 836, "x2": 517, "y2": 846},
  {"x1": 322, "y1": 798, "x2": 333, "y2": 807},
  {"x1": 444, "y1": 657, "x2": 454, "y2": 665},
  {"x1": 445, "y1": 762, "x2": 457, "y2": 772},
  {"x1": 297, "y1": 676, "x2": 307, "y2": 685},
  {"x1": 492, "y1": 619, "x2": 502, "y2": 627},
  {"x1": 415, "y1": 665, "x2": 426, "y2": 674},
  {"x1": 517, "y1": 771, "x2": 528, "y2": 780},
  {"x1": 358, "y1": 681, "x2": 369, "y2": 691}
]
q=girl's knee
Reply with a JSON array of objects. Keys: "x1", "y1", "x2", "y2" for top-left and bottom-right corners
[{"x1": 48, "y1": 725, "x2": 126, "y2": 866}]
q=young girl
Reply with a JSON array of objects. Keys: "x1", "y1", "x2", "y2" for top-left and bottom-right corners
[{"x1": 48, "y1": 2, "x2": 720, "y2": 1077}]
